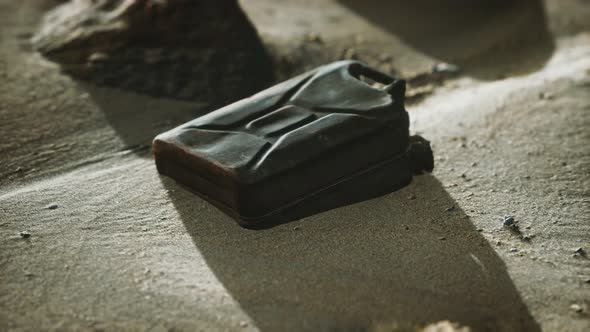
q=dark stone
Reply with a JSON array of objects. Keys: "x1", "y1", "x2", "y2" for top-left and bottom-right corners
[
  {"x1": 503, "y1": 215, "x2": 515, "y2": 226},
  {"x1": 154, "y1": 61, "x2": 434, "y2": 227},
  {"x1": 46, "y1": 203, "x2": 58, "y2": 210},
  {"x1": 32, "y1": 0, "x2": 274, "y2": 104}
]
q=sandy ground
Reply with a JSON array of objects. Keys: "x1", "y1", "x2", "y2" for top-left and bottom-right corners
[{"x1": 1, "y1": 0, "x2": 590, "y2": 331}]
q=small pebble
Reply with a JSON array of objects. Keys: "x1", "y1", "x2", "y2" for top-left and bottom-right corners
[
  {"x1": 432, "y1": 62, "x2": 460, "y2": 75},
  {"x1": 445, "y1": 206, "x2": 456, "y2": 212},
  {"x1": 574, "y1": 247, "x2": 586, "y2": 257},
  {"x1": 510, "y1": 248, "x2": 518, "y2": 252},
  {"x1": 239, "y1": 321, "x2": 248, "y2": 328},
  {"x1": 570, "y1": 304, "x2": 583, "y2": 313},
  {"x1": 438, "y1": 237, "x2": 446, "y2": 241},
  {"x1": 19, "y1": 231, "x2": 31, "y2": 239},
  {"x1": 408, "y1": 194, "x2": 417, "y2": 200},
  {"x1": 293, "y1": 226, "x2": 300, "y2": 231},
  {"x1": 46, "y1": 203, "x2": 58, "y2": 210},
  {"x1": 503, "y1": 216, "x2": 515, "y2": 227},
  {"x1": 24, "y1": 272, "x2": 34, "y2": 277}
]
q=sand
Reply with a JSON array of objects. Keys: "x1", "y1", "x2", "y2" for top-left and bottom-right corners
[{"x1": 1, "y1": 0, "x2": 589, "y2": 331}]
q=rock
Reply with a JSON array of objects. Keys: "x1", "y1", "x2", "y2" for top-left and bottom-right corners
[
  {"x1": 570, "y1": 304, "x2": 583, "y2": 313},
  {"x1": 503, "y1": 216, "x2": 515, "y2": 226},
  {"x1": 574, "y1": 247, "x2": 586, "y2": 257},
  {"x1": 31, "y1": 0, "x2": 274, "y2": 103},
  {"x1": 432, "y1": 62, "x2": 460, "y2": 76},
  {"x1": 46, "y1": 203, "x2": 58, "y2": 210},
  {"x1": 19, "y1": 231, "x2": 31, "y2": 239},
  {"x1": 445, "y1": 206, "x2": 456, "y2": 212}
]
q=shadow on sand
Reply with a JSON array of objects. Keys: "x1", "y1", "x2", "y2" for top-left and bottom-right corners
[
  {"x1": 162, "y1": 174, "x2": 540, "y2": 331},
  {"x1": 338, "y1": 0, "x2": 555, "y2": 80},
  {"x1": 81, "y1": 83, "x2": 210, "y2": 152}
]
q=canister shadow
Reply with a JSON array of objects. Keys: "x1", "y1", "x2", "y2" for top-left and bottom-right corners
[{"x1": 162, "y1": 174, "x2": 541, "y2": 331}]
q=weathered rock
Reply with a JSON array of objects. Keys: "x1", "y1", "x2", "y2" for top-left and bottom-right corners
[{"x1": 32, "y1": 0, "x2": 274, "y2": 103}]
